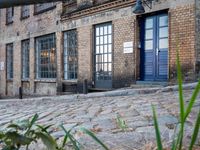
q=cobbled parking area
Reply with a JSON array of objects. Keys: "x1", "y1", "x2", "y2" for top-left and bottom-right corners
[{"x1": 0, "y1": 88, "x2": 200, "y2": 150}]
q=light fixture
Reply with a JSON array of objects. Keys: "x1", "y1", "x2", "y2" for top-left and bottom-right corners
[{"x1": 133, "y1": 0, "x2": 154, "y2": 14}]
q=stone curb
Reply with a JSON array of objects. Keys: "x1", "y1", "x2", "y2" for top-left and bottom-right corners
[{"x1": 0, "y1": 82, "x2": 198, "y2": 102}]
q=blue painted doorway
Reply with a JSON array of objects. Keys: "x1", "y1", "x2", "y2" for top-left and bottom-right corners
[{"x1": 140, "y1": 14, "x2": 168, "y2": 81}]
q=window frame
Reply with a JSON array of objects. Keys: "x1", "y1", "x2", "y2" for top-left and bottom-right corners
[
  {"x1": 35, "y1": 33, "x2": 57, "y2": 79},
  {"x1": 6, "y1": 7, "x2": 14, "y2": 25},
  {"x1": 21, "y1": 39, "x2": 30, "y2": 80},
  {"x1": 34, "y1": 3, "x2": 56, "y2": 15},
  {"x1": 63, "y1": 30, "x2": 78, "y2": 81},
  {"x1": 21, "y1": 5, "x2": 30, "y2": 20},
  {"x1": 6, "y1": 43, "x2": 13, "y2": 80}
]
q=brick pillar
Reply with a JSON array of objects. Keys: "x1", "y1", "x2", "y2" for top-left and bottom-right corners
[
  {"x1": 0, "y1": 44, "x2": 6, "y2": 96},
  {"x1": 13, "y1": 41, "x2": 22, "y2": 96},
  {"x1": 29, "y1": 37, "x2": 35, "y2": 94},
  {"x1": 56, "y1": 32, "x2": 62, "y2": 93},
  {"x1": 77, "y1": 26, "x2": 92, "y2": 91}
]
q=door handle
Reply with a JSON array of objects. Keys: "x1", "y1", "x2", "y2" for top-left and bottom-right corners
[{"x1": 156, "y1": 48, "x2": 160, "y2": 56}]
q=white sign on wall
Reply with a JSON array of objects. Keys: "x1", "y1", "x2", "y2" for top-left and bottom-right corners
[
  {"x1": 0, "y1": 62, "x2": 4, "y2": 71},
  {"x1": 123, "y1": 42, "x2": 133, "y2": 53}
]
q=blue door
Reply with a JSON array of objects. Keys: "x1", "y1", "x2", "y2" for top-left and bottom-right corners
[{"x1": 141, "y1": 14, "x2": 168, "y2": 81}]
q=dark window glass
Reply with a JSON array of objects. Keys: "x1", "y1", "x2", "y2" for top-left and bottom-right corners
[
  {"x1": 35, "y1": 3, "x2": 55, "y2": 14},
  {"x1": 63, "y1": 30, "x2": 78, "y2": 80},
  {"x1": 36, "y1": 34, "x2": 56, "y2": 79},
  {"x1": 6, "y1": 7, "x2": 14, "y2": 24},
  {"x1": 22, "y1": 40, "x2": 30, "y2": 79},
  {"x1": 6, "y1": 43, "x2": 13, "y2": 79},
  {"x1": 21, "y1": 5, "x2": 30, "y2": 19}
]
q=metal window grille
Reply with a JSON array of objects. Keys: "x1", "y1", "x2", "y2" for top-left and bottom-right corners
[
  {"x1": 21, "y1": 5, "x2": 29, "y2": 18},
  {"x1": 6, "y1": 43, "x2": 13, "y2": 79},
  {"x1": 6, "y1": 7, "x2": 14, "y2": 24},
  {"x1": 63, "y1": 30, "x2": 78, "y2": 80},
  {"x1": 22, "y1": 40, "x2": 30, "y2": 79},
  {"x1": 36, "y1": 34, "x2": 56, "y2": 79},
  {"x1": 35, "y1": 2, "x2": 55, "y2": 13}
]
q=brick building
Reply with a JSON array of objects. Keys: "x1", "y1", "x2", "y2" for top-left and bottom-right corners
[{"x1": 0, "y1": 0, "x2": 199, "y2": 97}]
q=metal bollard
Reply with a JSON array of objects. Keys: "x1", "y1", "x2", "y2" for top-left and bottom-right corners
[
  {"x1": 83, "y1": 79, "x2": 88, "y2": 94},
  {"x1": 19, "y1": 87, "x2": 23, "y2": 99}
]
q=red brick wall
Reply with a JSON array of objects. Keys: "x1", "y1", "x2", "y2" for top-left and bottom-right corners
[
  {"x1": 113, "y1": 16, "x2": 136, "y2": 88},
  {"x1": 169, "y1": 4, "x2": 196, "y2": 81}
]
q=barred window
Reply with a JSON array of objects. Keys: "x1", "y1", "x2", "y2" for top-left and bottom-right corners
[
  {"x1": 21, "y1": 5, "x2": 30, "y2": 19},
  {"x1": 35, "y1": 3, "x2": 55, "y2": 14},
  {"x1": 6, "y1": 7, "x2": 14, "y2": 24},
  {"x1": 63, "y1": 30, "x2": 78, "y2": 80},
  {"x1": 6, "y1": 43, "x2": 13, "y2": 80},
  {"x1": 22, "y1": 40, "x2": 30, "y2": 79},
  {"x1": 36, "y1": 34, "x2": 56, "y2": 79}
]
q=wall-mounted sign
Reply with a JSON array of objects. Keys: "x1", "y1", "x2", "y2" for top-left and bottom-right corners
[
  {"x1": 0, "y1": 62, "x2": 4, "y2": 71},
  {"x1": 123, "y1": 42, "x2": 133, "y2": 53}
]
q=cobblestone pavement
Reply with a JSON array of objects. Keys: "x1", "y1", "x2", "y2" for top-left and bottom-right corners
[{"x1": 0, "y1": 89, "x2": 200, "y2": 150}]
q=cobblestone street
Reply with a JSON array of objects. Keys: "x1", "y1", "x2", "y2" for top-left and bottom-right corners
[{"x1": 0, "y1": 88, "x2": 200, "y2": 149}]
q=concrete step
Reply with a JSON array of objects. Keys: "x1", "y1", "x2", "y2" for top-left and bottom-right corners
[{"x1": 130, "y1": 81, "x2": 168, "y2": 89}]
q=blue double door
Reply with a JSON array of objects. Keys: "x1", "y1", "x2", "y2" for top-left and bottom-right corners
[{"x1": 141, "y1": 14, "x2": 168, "y2": 81}]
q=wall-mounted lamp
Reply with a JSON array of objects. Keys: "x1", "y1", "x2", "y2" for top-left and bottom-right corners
[{"x1": 133, "y1": 0, "x2": 154, "y2": 14}]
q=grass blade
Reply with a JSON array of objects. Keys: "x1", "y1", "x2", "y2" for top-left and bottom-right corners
[
  {"x1": 184, "y1": 80, "x2": 200, "y2": 120},
  {"x1": 152, "y1": 105, "x2": 163, "y2": 150},
  {"x1": 176, "y1": 50, "x2": 184, "y2": 124},
  {"x1": 61, "y1": 125, "x2": 80, "y2": 150},
  {"x1": 189, "y1": 110, "x2": 200, "y2": 150},
  {"x1": 81, "y1": 127, "x2": 110, "y2": 150},
  {"x1": 26, "y1": 114, "x2": 39, "y2": 135}
]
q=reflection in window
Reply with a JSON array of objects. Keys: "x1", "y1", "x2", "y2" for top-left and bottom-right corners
[
  {"x1": 6, "y1": 43, "x2": 13, "y2": 79},
  {"x1": 6, "y1": 7, "x2": 14, "y2": 24},
  {"x1": 22, "y1": 40, "x2": 30, "y2": 79},
  {"x1": 36, "y1": 34, "x2": 56, "y2": 79},
  {"x1": 63, "y1": 30, "x2": 78, "y2": 80},
  {"x1": 35, "y1": 3, "x2": 55, "y2": 13},
  {"x1": 21, "y1": 5, "x2": 29, "y2": 18}
]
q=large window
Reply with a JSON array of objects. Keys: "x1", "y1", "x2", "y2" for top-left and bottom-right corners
[
  {"x1": 6, "y1": 43, "x2": 13, "y2": 80},
  {"x1": 22, "y1": 40, "x2": 30, "y2": 79},
  {"x1": 34, "y1": 3, "x2": 55, "y2": 14},
  {"x1": 6, "y1": 7, "x2": 14, "y2": 24},
  {"x1": 21, "y1": 5, "x2": 30, "y2": 19},
  {"x1": 63, "y1": 30, "x2": 78, "y2": 80},
  {"x1": 36, "y1": 34, "x2": 56, "y2": 79}
]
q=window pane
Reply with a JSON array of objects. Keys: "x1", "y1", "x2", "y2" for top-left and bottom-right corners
[
  {"x1": 104, "y1": 35, "x2": 108, "y2": 44},
  {"x1": 145, "y1": 18, "x2": 153, "y2": 29},
  {"x1": 22, "y1": 40, "x2": 30, "y2": 79},
  {"x1": 104, "y1": 26, "x2": 108, "y2": 34},
  {"x1": 96, "y1": 46, "x2": 99, "y2": 54},
  {"x1": 36, "y1": 34, "x2": 56, "y2": 79},
  {"x1": 108, "y1": 35, "x2": 112, "y2": 44},
  {"x1": 35, "y1": 3, "x2": 55, "y2": 13},
  {"x1": 100, "y1": 27, "x2": 103, "y2": 35},
  {"x1": 145, "y1": 29, "x2": 153, "y2": 39},
  {"x1": 145, "y1": 40, "x2": 153, "y2": 50},
  {"x1": 159, "y1": 27, "x2": 168, "y2": 38},
  {"x1": 6, "y1": 44, "x2": 13, "y2": 79},
  {"x1": 96, "y1": 27, "x2": 99, "y2": 36},
  {"x1": 159, "y1": 38, "x2": 168, "y2": 49},
  {"x1": 159, "y1": 16, "x2": 168, "y2": 27},
  {"x1": 108, "y1": 25, "x2": 112, "y2": 34},
  {"x1": 63, "y1": 30, "x2": 78, "y2": 80}
]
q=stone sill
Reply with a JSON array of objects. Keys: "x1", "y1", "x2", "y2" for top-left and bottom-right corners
[{"x1": 34, "y1": 79, "x2": 57, "y2": 83}]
